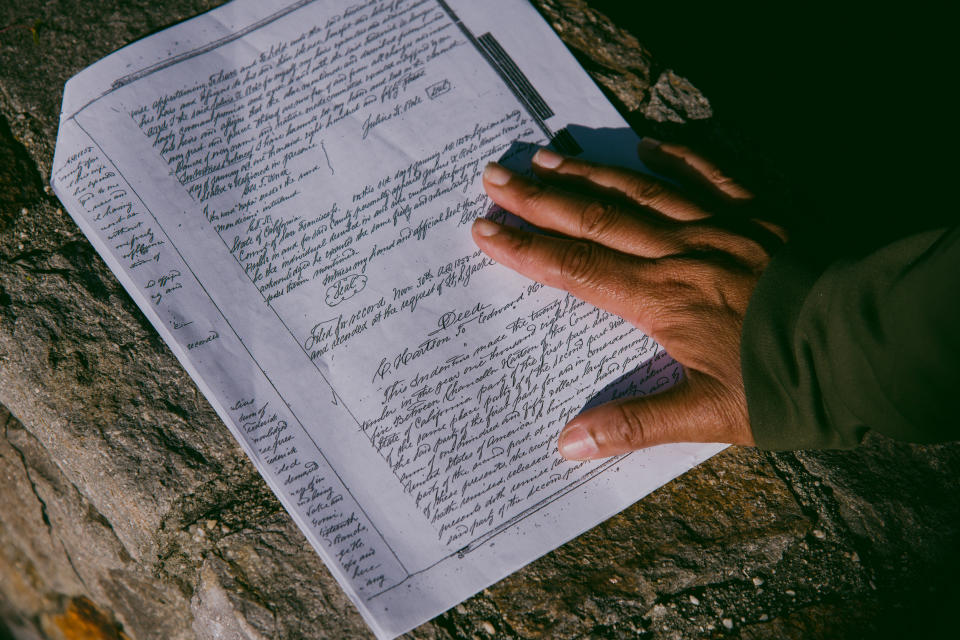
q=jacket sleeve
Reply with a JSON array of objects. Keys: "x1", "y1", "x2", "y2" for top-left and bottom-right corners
[{"x1": 741, "y1": 225, "x2": 960, "y2": 450}]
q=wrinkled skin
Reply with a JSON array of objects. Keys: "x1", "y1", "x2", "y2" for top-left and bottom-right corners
[{"x1": 472, "y1": 141, "x2": 785, "y2": 459}]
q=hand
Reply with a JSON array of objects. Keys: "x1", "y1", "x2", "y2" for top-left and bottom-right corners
[{"x1": 471, "y1": 141, "x2": 785, "y2": 459}]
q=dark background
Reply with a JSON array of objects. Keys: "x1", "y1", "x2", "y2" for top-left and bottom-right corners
[{"x1": 590, "y1": 3, "x2": 957, "y2": 255}]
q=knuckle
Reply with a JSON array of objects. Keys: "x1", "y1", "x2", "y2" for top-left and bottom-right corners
[
  {"x1": 629, "y1": 177, "x2": 667, "y2": 204},
  {"x1": 707, "y1": 167, "x2": 735, "y2": 188},
  {"x1": 677, "y1": 225, "x2": 761, "y2": 261},
  {"x1": 578, "y1": 200, "x2": 620, "y2": 238},
  {"x1": 508, "y1": 229, "x2": 536, "y2": 264},
  {"x1": 644, "y1": 288, "x2": 697, "y2": 339},
  {"x1": 708, "y1": 168, "x2": 752, "y2": 199},
  {"x1": 611, "y1": 403, "x2": 647, "y2": 449},
  {"x1": 700, "y1": 377, "x2": 749, "y2": 435},
  {"x1": 646, "y1": 293, "x2": 688, "y2": 331},
  {"x1": 519, "y1": 183, "x2": 550, "y2": 211},
  {"x1": 643, "y1": 313, "x2": 670, "y2": 341},
  {"x1": 575, "y1": 157, "x2": 603, "y2": 175},
  {"x1": 558, "y1": 240, "x2": 600, "y2": 286},
  {"x1": 676, "y1": 224, "x2": 724, "y2": 251}
]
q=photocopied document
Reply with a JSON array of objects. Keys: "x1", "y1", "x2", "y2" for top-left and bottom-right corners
[{"x1": 51, "y1": 1, "x2": 725, "y2": 637}]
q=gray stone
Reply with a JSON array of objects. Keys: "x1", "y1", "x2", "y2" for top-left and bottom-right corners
[{"x1": 1, "y1": 2, "x2": 958, "y2": 640}]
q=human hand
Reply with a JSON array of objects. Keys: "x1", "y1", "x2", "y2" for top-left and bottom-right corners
[{"x1": 471, "y1": 141, "x2": 785, "y2": 459}]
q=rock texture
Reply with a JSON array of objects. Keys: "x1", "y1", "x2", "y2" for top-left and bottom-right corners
[{"x1": 1, "y1": 1, "x2": 958, "y2": 639}]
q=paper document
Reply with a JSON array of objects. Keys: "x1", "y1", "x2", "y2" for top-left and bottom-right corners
[{"x1": 51, "y1": 1, "x2": 725, "y2": 637}]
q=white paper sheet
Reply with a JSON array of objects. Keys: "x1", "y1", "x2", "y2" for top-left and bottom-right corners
[{"x1": 51, "y1": 1, "x2": 725, "y2": 637}]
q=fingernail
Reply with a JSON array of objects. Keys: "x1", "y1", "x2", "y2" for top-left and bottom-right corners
[
  {"x1": 637, "y1": 137, "x2": 662, "y2": 155},
  {"x1": 472, "y1": 217, "x2": 501, "y2": 237},
  {"x1": 558, "y1": 424, "x2": 598, "y2": 460},
  {"x1": 532, "y1": 147, "x2": 564, "y2": 169},
  {"x1": 483, "y1": 162, "x2": 512, "y2": 186}
]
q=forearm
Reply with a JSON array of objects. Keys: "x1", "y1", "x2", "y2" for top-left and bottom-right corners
[{"x1": 743, "y1": 226, "x2": 960, "y2": 449}]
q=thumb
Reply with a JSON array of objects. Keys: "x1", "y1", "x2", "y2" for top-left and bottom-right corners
[{"x1": 557, "y1": 380, "x2": 747, "y2": 459}]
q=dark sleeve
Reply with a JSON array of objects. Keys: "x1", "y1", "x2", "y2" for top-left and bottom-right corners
[{"x1": 741, "y1": 225, "x2": 960, "y2": 450}]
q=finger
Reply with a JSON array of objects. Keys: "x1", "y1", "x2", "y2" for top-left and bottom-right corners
[
  {"x1": 557, "y1": 378, "x2": 755, "y2": 459},
  {"x1": 637, "y1": 138, "x2": 754, "y2": 202},
  {"x1": 483, "y1": 162, "x2": 778, "y2": 266},
  {"x1": 679, "y1": 217, "x2": 785, "y2": 267},
  {"x1": 530, "y1": 148, "x2": 714, "y2": 221},
  {"x1": 471, "y1": 216, "x2": 661, "y2": 331},
  {"x1": 482, "y1": 162, "x2": 684, "y2": 258}
]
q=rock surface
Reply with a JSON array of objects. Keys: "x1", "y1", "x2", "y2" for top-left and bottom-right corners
[{"x1": 1, "y1": 1, "x2": 958, "y2": 639}]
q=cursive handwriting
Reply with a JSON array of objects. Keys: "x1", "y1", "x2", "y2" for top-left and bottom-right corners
[{"x1": 360, "y1": 290, "x2": 676, "y2": 545}]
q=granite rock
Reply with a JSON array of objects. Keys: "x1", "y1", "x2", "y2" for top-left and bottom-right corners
[{"x1": 1, "y1": 2, "x2": 959, "y2": 640}]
